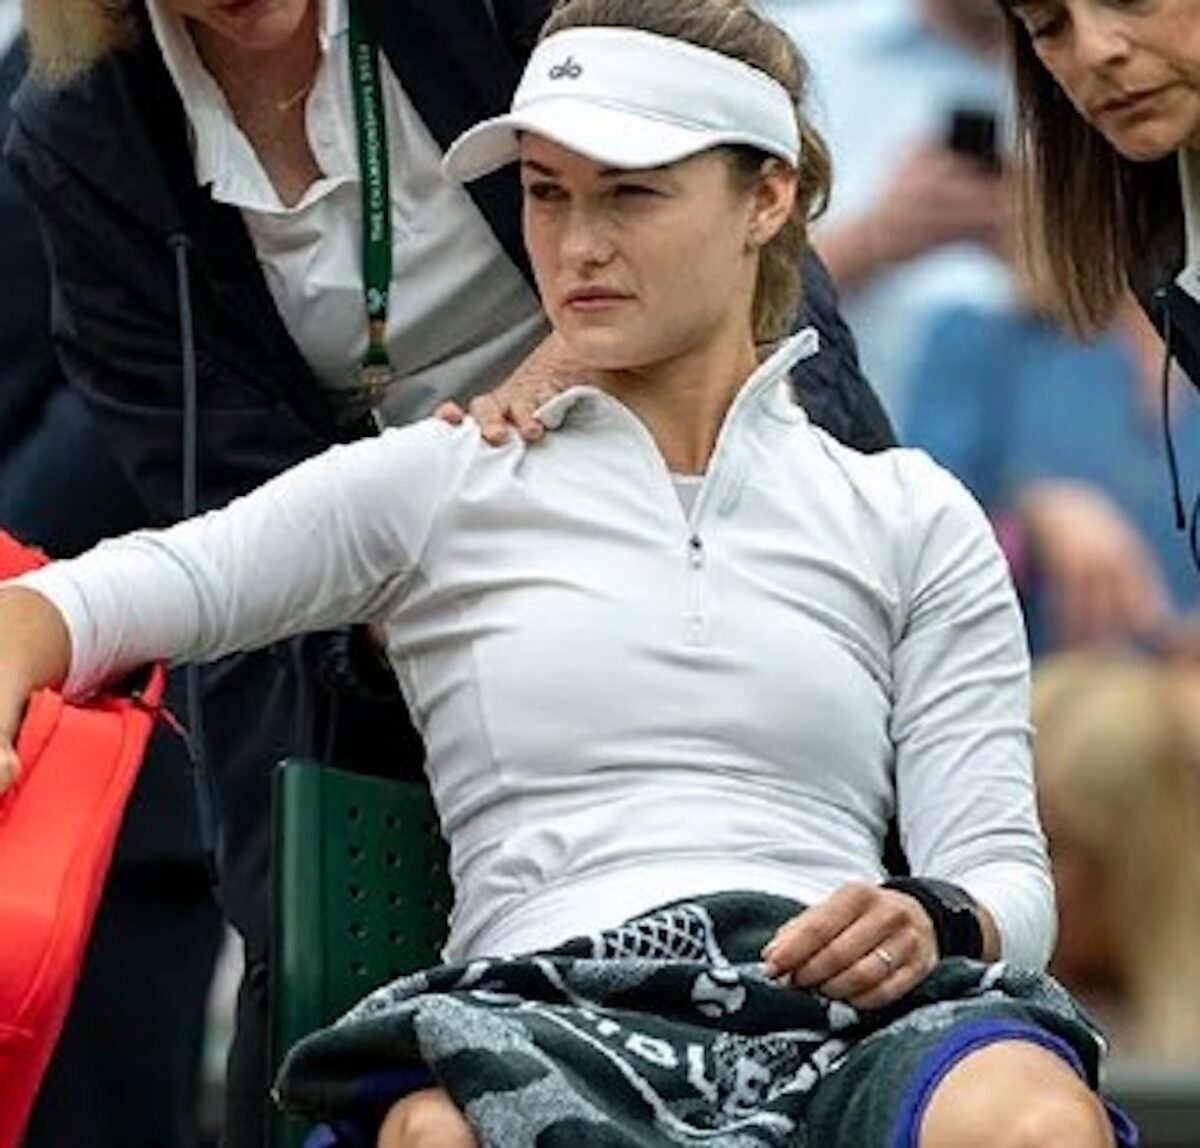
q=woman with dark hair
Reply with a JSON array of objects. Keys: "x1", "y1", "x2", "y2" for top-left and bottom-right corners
[
  {"x1": 996, "y1": 1, "x2": 1199, "y2": 384},
  {"x1": 1, "y1": 0, "x2": 1130, "y2": 1144}
]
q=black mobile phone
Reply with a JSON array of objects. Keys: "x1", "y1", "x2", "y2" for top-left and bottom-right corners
[{"x1": 944, "y1": 105, "x2": 1001, "y2": 172}]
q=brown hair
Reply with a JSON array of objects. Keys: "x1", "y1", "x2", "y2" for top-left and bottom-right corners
[
  {"x1": 540, "y1": 0, "x2": 831, "y2": 343},
  {"x1": 1000, "y1": 8, "x2": 1182, "y2": 335},
  {"x1": 1033, "y1": 653, "x2": 1200, "y2": 1059},
  {"x1": 22, "y1": 0, "x2": 136, "y2": 85}
]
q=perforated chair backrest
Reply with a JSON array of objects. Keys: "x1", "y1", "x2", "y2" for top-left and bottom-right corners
[{"x1": 269, "y1": 758, "x2": 452, "y2": 1148}]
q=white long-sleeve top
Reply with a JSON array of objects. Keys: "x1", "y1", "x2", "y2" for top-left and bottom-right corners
[{"x1": 14, "y1": 332, "x2": 1054, "y2": 966}]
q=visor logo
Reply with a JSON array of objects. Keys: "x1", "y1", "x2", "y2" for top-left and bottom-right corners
[{"x1": 548, "y1": 57, "x2": 583, "y2": 80}]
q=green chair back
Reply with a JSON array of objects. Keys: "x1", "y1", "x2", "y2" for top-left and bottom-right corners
[{"x1": 268, "y1": 758, "x2": 452, "y2": 1148}]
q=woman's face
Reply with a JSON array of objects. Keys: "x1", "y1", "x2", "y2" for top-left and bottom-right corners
[
  {"x1": 1010, "y1": 0, "x2": 1200, "y2": 160},
  {"x1": 519, "y1": 136, "x2": 791, "y2": 374},
  {"x1": 168, "y1": 0, "x2": 312, "y2": 52}
]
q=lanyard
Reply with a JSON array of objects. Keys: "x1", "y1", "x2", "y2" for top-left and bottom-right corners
[{"x1": 348, "y1": 0, "x2": 394, "y2": 400}]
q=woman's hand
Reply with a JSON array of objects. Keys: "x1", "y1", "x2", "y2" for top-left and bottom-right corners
[
  {"x1": 0, "y1": 585, "x2": 72, "y2": 795},
  {"x1": 434, "y1": 332, "x2": 592, "y2": 445},
  {"x1": 0, "y1": 703, "x2": 20, "y2": 792},
  {"x1": 760, "y1": 882, "x2": 939, "y2": 1010},
  {"x1": 0, "y1": 662, "x2": 30, "y2": 793}
]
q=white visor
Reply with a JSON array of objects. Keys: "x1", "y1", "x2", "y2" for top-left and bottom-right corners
[{"x1": 442, "y1": 26, "x2": 801, "y2": 182}]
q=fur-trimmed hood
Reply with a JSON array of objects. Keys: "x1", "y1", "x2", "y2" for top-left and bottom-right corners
[{"x1": 22, "y1": 0, "x2": 135, "y2": 85}]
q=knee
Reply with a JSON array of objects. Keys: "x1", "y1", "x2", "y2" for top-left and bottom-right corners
[
  {"x1": 919, "y1": 1041, "x2": 1114, "y2": 1148},
  {"x1": 377, "y1": 1088, "x2": 477, "y2": 1148},
  {"x1": 1000, "y1": 1090, "x2": 1114, "y2": 1148}
]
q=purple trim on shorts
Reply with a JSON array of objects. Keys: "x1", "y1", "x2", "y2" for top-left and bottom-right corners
[
  {"x1": 1105, "y1": 1101, "x2": 1141, "y2": 1146},
  {"x1": 303, "y1": 1120, "x2": 381, "y2": 1148},
  {"x1": 350, "y1": 1065, "x2": 437, "y2": 1105},
  {"x1": 298, "y1": 1066, "x2": 439, "y2": 1147},
  {"x1": 302, "y1": 1127, "x2": 344, "y2": 1148},
  {"x1": 889, "y1": 1018, "x2": 1138, "y2": 1148}
]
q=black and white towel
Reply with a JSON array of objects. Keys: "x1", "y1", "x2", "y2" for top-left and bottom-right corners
[{"x1": 276, "y1": 891, "x2": 1124, "y2": 1147}]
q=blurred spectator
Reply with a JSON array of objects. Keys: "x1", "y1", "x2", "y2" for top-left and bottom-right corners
[
  {"x1": 762, "y1": 0, "x2": 1012, "y2": 427},
  {"x1": 1033, "y1": 653, "x2": 1200, "y2": 1064},
  {"x1": 906, "y1": 297, "x2": 1200, "y2": 655},
  {"x1": 0, "y1": 8, "x2": 223, "y2": 1145}
]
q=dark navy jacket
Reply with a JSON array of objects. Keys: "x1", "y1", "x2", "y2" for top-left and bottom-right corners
[
  {"x1": 5, "y1": 0, "x2": 894, "y2": 950},
  {"x1": 0, "y1": 40, "x2": 57, "y2": 462}
]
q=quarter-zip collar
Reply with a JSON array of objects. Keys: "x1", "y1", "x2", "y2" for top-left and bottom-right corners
[
  {"x1": 534, "y1": 327, "x2": 819, "y2": 433},
  {"x1": 533, "y1": 328, "x2": 819, "y2": 533}
]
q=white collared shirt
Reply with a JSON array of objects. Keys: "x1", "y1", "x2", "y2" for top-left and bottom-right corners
[{"x1": 146, "y1": 0, "x2": 546, "y2": 423}]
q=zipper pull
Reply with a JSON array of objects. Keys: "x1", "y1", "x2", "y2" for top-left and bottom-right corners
[{"x1": 688, "y1": 535, "x2": 705, "y2": 569}]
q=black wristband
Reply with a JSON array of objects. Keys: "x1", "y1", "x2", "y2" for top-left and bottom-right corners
[{"x1": 882, "y1": 877, "x2": 984, "y2": 960}]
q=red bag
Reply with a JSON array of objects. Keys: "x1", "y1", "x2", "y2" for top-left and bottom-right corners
[{"x1": 0, "y1": 531, "x2": 165, "y2": 1148}]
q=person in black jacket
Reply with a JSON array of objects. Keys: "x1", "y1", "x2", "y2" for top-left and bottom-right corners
[
  {"x1": 0, "y1": 25, "x2": 224, "y2": 1148},
  {"x1": 996, "y1": 0, "x2": 1200, "y2": 576},
  {"x1": 6, "y1": 1, "x2": 893, "y2": 1142}
]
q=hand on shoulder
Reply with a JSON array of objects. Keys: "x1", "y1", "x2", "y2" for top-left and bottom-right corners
[{"x1": 435, "y1": 332, "x2": 593, "y2": 446}]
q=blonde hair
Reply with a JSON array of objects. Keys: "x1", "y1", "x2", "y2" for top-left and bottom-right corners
[
  {"x1": 1033, "y1": 653, "x2": 1200, "y2": 1060},
  {"x1": 539, "y1": 0, "x2": 831, "y2": 343},
  {"x1": 22, "y1": 0, "x2": 136, "y2": 85}
]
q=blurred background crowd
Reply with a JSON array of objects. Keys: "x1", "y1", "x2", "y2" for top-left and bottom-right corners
[
  {"x1": 2, "y1": 0, "x2": 1199, "y2": 1144},
  {"x1": 765, "y1": 0, "x2": 1200, "y2": 1084},
  {"x1": 771, "y1": 0, "x2": 1200, "y2": 1074}
]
